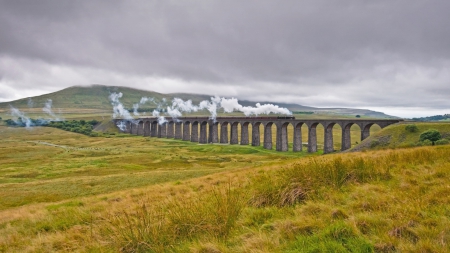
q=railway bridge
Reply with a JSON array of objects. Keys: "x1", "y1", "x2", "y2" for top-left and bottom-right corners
[{"x1": 114, "y1": 117, "x2": 401, "y2": 153}]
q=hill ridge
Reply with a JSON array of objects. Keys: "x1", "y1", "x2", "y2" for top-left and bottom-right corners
[{"x1": 0, "y1": 84, "x2": 397, "y2": 118}]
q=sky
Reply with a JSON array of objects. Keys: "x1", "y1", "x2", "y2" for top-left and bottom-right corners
[{"x1": 0, "y1": 0, "x2": 449, "y2": 118}]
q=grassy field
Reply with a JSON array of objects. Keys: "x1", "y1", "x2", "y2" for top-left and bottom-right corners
[{"x1": 1, "y1": 122, "x2": 450, "y2": 252}]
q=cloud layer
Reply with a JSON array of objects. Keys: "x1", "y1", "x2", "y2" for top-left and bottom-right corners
[{"x1": 1, "y1": 0, "x2": 449, "y2": 117}]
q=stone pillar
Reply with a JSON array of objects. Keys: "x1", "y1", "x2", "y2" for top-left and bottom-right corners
[
  {"x1": 252, "y1": 122, "x2": 260, "y2": 146},
  {"x1": 160, "y1": 123, "x2": 167, "y2": 137},
  {"x1": 131, "y1": 122, "x2": 138, "y2": 135},
  {"x1": 341, "y1": 124, "x2": 352, "y2": 151},
  {"x1": 276, "y1": 123, "x2": 289, "y2": 152},
  {"x1": 151, "y1": 122, "x2": 157, "y2": 137},
  {"x1": 191, "y1": 122, "x2": 199, "y2": 142},
  {"x1": 137, "y1": 122, "x2": 144, "y2": 135},
  {"x1": 264, "y1": 123, "x2": 273, "y2": 150},
  {"x1": 241, "y1": 122, "x2": 249, "y2": 145},
  {"x1": 123, "y1": 121, "x2": 131, "y2": 134},
  {"x1": 307, "y1": 124, "x2": 317, "y2": 152},
  {"x1": 183, "y1": 122, "x2": 190, "y2": 141},
  {"x1": 361, "y1": 124, "x2": 372, "y2": 141},
  {"x1": 167, "y1": 122, "x2": 174, "y2": 138},
  {"x1": 230, "y1": 122, "x2": 239, "y2": 144},
  {"x1": 293, "y1": 123, "x2": 302, "y2": 152},
  {"x1": 323, "y1": 123, "x2": 334, "y2": 154},
  {"x1": 210, "y1": 123, "x2": 219, "y2": 143},
  {"x1": 220, "y1": 123, "x2": 229, "y2": 143},
  {"x1": 144, "y1": 122, "x2": 151, "y2": 136},
  {"x1": 208, "y1": 124, "x2": 213, "y2": 143},
  {"x1": 175, "y1": 122, "x2": 182, "y2": 139},
  {"x1": 199, "y1": 122, "x2": 207, "y2": 143}
]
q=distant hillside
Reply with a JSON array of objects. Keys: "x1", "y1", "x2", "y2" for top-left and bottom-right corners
[
  {"x1": 0, "y1": 84, "x2": 396, "y2": 118},
  {"x1": 411, "y1": 114, "x2": 450, "y2": 122}
]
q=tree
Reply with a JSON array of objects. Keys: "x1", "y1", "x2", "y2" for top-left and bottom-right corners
[
  {"x1": 405, "y1": 124, "x2": 419, "y2": 133},
  {"x1": 419, "y1": 129, "x2": 441, "y2": 145},
  {"x1": 355, "y1": 115, "x2": 361, "y2": 118}
]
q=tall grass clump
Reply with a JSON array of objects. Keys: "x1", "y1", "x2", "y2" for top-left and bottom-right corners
[
  {"x1": 249, "y1": 147, "x2": 450, "y2": 208},
  {"x1": 106, "y1": 184, "x2": 246, "y2": 252}
]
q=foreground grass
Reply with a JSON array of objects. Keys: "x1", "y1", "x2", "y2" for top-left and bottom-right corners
[{"x1": 1, "y1": 124, "x2": 450, "y2": 252}]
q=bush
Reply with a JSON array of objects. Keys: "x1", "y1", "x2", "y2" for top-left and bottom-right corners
[
  {"x1": 435, "y1": 139, "x2": 450, "y2": 145},
  {"x1": 419, "y1": 129, "x2": 442, "y2": 145},
  {"x1": 416, "y1": 139, "x2": 433, "y2": 146},
  {"x1": 405, "y1": 124, "x2": 419, "y2": 133},
  {"x1": 370, "y1": 140, "x2": 380, "y2": 148}
]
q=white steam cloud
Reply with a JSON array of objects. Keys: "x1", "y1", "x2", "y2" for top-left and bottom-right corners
[
  {"x1": 109, "y1": 92, "x2": 135, "y2": 131},
  {"x1": 109, "y1": 92, "x2": 133, "y2": 120},
  {"x1": 110, "y1": 92, "x2": 292, "y2": 130},
  {"x1": 219, "y1": 97, "x2": 292, "y2": 116},
  {"x1": 9, "y1": 105, "x2": 33, "y2": 128},
  {"x1": 133, "y1": 97, "x2": 154, "y2": 116},
  {"x1": 42, "y1": 99, "x2": 63, "y2": 121}
]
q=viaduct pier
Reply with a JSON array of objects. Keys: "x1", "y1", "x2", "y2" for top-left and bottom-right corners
[{"x1": 114, "y1": 117, "x2": 402, "y2": 153}]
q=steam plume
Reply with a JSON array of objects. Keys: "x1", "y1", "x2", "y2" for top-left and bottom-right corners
[
  {"x1": 9, "y1": 105, "x2": 33, "y2": 128},
  {"x1": 133, "y1": 97, "x2": 154, "y2": 116},
  {"x1": 109, "y1": 92, "x2": 135, "y2": 131},
  {"x1": 42, "y1": 99, "x2": 63, "y2": 121}
]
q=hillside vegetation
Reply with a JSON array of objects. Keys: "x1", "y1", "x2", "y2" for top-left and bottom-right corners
[
  {"x1": 1, "y1": 123, "x2": 450, "y2": 252},
  {"x1": 352, "y1": 122, "x2": 450, "y2": 151}
]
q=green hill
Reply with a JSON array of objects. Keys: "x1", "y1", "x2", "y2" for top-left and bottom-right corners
[
  {"x1": 0, "y1": 84, "x2": 396, "y2": 119},
  {"x1": 351, "y1": 122, "x2": 450, "y2": 151}
]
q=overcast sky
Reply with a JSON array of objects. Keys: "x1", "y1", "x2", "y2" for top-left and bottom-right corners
[{"x1": 1, "y1": 0, "x2": 449, "y2": 117}]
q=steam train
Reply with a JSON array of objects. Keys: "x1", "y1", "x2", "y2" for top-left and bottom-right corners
[{"x1": 277, "y1": 116, "x2": 295, "y2": 119}]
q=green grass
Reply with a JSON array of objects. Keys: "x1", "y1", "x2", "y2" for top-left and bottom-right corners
[
  {"x1": 352, "y1": 122, "x2": 450, "y2": 151},
  {"x1": 1, "y1": 122, "x2": 450, "y2": 252}
]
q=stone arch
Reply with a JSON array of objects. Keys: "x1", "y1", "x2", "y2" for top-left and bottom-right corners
[
  {"x1": 360, "y1": 122, "x2": 382, "y2": 141},
  {"x1": 151, "y1": 121, "x2": 158, "y2": 137},
  {"x1": 251, "y1": 122, "x2": 262, "y2": 146},
  {"x1": 230, "y1": 122, "x2": 240, "y2": 144},
  {"x1": 241, "y1": 122, "x2": 250, "y2": 145},
  {"x1": 199, "y1": 121, "x2": 208, "y2": 143},
  {"x1": 264, "y1": 122, "x2": 274, "y2": 150},
  {"x1": 220, "y1": 121, "x2": 229, "y2": 143},
  {"x1": 191, "y1": 121, "x2": 199, "y2": 142},
  {"x1": 183, "y1": 121, "x2": 191, "y2": 141},
  {"x1": 361, "y1": 123, "x2": 374, "y2": 141},
  {"x1": 276, "y1": 122, "x2": 292, "y2": 151},
  {"x1": 144, "y1": 121, "x2": 151, "y2": 136},
  {"x1": 340, "y1": 122, "x2": 355, "y2": 151}
]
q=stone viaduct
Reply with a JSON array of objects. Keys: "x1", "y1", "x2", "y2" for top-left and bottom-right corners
[{"x1": 114, "y1": 117, "x2": 401, "y2": 153}]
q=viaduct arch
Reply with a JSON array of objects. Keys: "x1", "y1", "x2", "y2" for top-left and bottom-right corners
[{"x1": 116, "y1": 117, "x2": 401, "y2": 153}]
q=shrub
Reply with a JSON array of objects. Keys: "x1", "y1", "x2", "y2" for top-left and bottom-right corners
[
  {"x1": 419, "y1": 129, "x2": 442, "y2": 145},
  {"x1": 435, "y1": 139, "x2": 449, "y2": 145},
  {"x1": 405, "y1": 124, "x2": 419, "y2": 133},
  {"x1": 370, "y1": 140, "x2": 380, "y2": 148}
]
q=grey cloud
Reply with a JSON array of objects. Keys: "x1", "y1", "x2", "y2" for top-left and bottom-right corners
[{"x1": 0, "y1": 0, "x2": 449, "y2": 117}]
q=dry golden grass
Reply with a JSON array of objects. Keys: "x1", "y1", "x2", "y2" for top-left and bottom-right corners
[{"x1": 1, "y1": 123, "x2": 450, "y2": 252}]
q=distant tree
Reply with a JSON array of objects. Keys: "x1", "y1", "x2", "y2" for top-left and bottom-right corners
[
  {"x1": 355, "y1": 115, "x2": 361, "y2": 118},
  {"x1": 405, "y1": 124, "x2": 419, "y2": 133},
  {"x1": 419, "y1": 129, "x2": 441, "y2": 145},
  {"x1": 0, "y1": 116, "x2": 2, "y2": 120}
]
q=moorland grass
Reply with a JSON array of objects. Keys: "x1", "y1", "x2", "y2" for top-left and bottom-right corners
[{"x1": 1, "y1": 123, "x2": 450, "y2": 252}]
